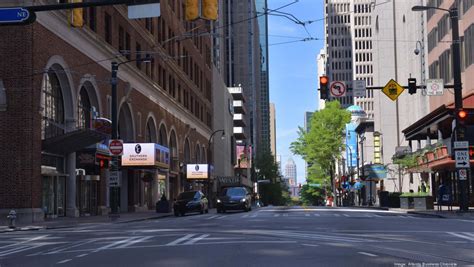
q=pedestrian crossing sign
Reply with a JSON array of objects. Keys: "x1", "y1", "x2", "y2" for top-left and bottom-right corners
[{"x1": 382, "y1": 79, "x2": 404, "y2": 101}]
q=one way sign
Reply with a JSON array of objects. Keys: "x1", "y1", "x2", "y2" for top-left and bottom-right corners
[{"x1": 455, "y1": 150, "x2": 470, "y2": 168}]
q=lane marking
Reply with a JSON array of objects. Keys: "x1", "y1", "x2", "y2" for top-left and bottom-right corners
[
  {"x1": 92, "y1": 236, "x2": 137, "y2": 252},
  {"x1": 116, "y1": 236, "x2": 152, "y2": 248},
  {"x1": 333, "y1": 214, "x2": 341, "y2": 217},
  {"x1": 373, "y1": 214, "x2": 382, "y2": 217},
  {"x1": 182, "y1": 234, "x2": 210, "y2": 245},
  {"x1": 207, "y1": 215, "x2": 219, "y2": 220},
  {"x1": 274, "y1": 214, "x2": 280, "y2": 217},
  {"x1": 165, "y1": 234, "x2": 196, "y2": 246},
  {"x1": 343, "y1": 214, "x2": 350, "y2": 217},
  {"x1": 305, "y1": 214, "x2": 311, "y2": 217},
  {"x1": 76, "y1": 254, "x2": 88, "y2": 258},
  {"x1": 0, "y1": 235, "x2": 49, "y2": 249},
  {"x1": 43, "y1": 239, "x2": 96, "y2": 255},
  {"x1": 447, "y1": 232, "x2": 474, "y2": 242},
  {"x1": 242, "y1": 214, "x2": 249, "y2": 218},
  {"x1": 358, "y1": 252, "x2": 377, "y2": 257},
  {"x1": 250, "y1": 213, "x2": 258, "y2": 218},
  {"x1": 57, "y1": 259, "x2": 72, "y2": 264},
  {"x1": 302, "y1": 243, "x2": 319, "y2": 247},
  {"x1": 313, "y1": 214, "x2": 320, "y2": 217},
  {"x1": 283, "y1": 214, "x2": 288, "y2": 217}
]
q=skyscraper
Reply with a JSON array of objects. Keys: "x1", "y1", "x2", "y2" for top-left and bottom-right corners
[
  {"x1": 269, "y1": 103, "x2": 277, "y2": 160},
  {"x1": 285, "y1": 158, "x2": 297, "y2": 186}
]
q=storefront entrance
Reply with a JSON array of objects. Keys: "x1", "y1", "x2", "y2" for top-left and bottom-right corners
[
  {"x1": 78, "y1": 176, "x2": 100, "y2": 216},
  {"x1": 42, "y1": 175, "x2": 66, "y2": 218}
]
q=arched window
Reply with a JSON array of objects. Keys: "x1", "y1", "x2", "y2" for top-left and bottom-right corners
[
  {"x1": 184, "y1": 139, "x2": 191, "y2": 164},
  {"x1": 41, "y1": 71, "x2": 64, "y2": 140},
  {"x1": 77, "y1": 87, "x2": 91, "y2": 129},
  {"x1": 195, "y1": 144, "x2": 200, "y2": 163},
  {"x1": 145, "y1": 118, "x2": 157, "y2": 143}
]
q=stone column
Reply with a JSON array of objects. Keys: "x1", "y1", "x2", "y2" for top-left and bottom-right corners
[{"x1": 66, "y1": 152, "x2": 79, "y2": 217}]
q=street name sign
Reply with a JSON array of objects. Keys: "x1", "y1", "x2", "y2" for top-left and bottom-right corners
[
  {"x1": 352, "y1": 80, "x2": 366, "y2": 97},
  {"x1": 426, "y1": 79, "x2": 444, "y2": 96},
  {"x1": 0, "y1": 7, "x2": 31, "y2": 24},
  {"x1": 109, "y1": 171, "x2": 121, "y2": 187},
  {"x1": 454, "y1": 141, "x2": 469, "y2": 149},
  {"x1": 329, "y1": 81, "x2": 346, "y2": 97},
  {"x1": 128, "y1": 2, "x2": 161, "y2": 19},
  {"x1": 455, "y1": 150, "x2": 470, "y2": 168},
  {"x1": 382, "y1": 79, "x2": 404, "y2": 101}
]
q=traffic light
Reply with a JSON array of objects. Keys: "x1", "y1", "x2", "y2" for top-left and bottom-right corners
[
  {"x1": 69, "y1": 0, "x2": 84, "y2": 28},
  {"x1": 408, "y1": 78, "x2": 417, "y2": 95},
  {"x1": 185, "y1": 0, "x2": 199, "y2": 21},
  {"x1": 457, "y1": 109, "x2": 468, "y2": 124},
  {"x1": 202, "y1": 0, "x2": 218, "y2": 20},
  {"x1": 319, "y1": 75, "x2": 329, "y2": 100}
]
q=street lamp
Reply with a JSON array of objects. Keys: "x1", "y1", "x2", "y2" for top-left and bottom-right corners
[
  {"x1": 414, "y1": 40, "x2": 426, "y2": 85},
  {"x1": 412, "y1": 4, "x2": 468, "y2": 212},
  {"x1": 207, "y1": 129, "x2": 225, "y2": 208},
  {"x1": 109, "y1": 56, "x2": 152, "y2": 218}
]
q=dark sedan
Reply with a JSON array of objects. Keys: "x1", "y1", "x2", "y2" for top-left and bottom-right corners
[
  {"x1": 216, "y1": 187, "x2": 252, "y2": 213},
  {"x1": 173, "y1": 191, "x2": 209, "y2": 216}
]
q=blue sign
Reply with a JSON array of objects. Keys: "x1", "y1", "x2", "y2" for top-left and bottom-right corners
[
  {"x1": 364, "y1": 164, "x2": 387, "y2": 180},
  {"x1": 0, "y1": 7, "x2": 30, "y2": 23}
]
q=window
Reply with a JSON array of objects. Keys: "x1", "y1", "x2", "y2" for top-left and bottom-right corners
[
  {"x1": 77, "y1": 87, "x2": 91, "y2": 129},
  {"x1": 104, "y1": 13, "x2": 112, "y2": 44},
  {"x1": 41, "y1": 71, "x2": 65, "y2": 140}
]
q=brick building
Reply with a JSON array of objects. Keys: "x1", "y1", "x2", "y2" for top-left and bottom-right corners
[{"x1": 0, "y1": 1, "x2": 217, "y2": 222}]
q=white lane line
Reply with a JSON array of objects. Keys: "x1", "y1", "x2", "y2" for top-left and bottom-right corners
[
  {"x1": 283, "y1": 214, "x2": 289, "y2": 217},
  {"x1": 313, "y1": 213, "x2": 320, "y2": 217},
  {"x1": 343, "y1": 214, "x2": 350, "y2": 217},
  {"x1": 274, "y1": 214, "x2": 280, "y2": 217},
  {"x1": 165, "y1": 234, "x2": 196, "y2": 246},
  {"x1": 216, "y1": 216, "x2": 227, "y2": 219},
  {"x1": 0, "y1": 246, "x2": 32, "y2": 257},
  {"x1": 358, "y1": 252, "x2": 377, "y2": 257},
  {"x1": 250, "y1": 213, "x2": 258, "y2": 218},
  {"x1": 242, "y1": 214, "x2": 249, "y2": 218},
  {"x1": 116, "y1": 236, "x2": 152, "y2": 248},
  {"x1": 305, "y1": 214, "x2": 311, "y2": 217},
  {"x1": 334, "y1": 214, "x2": 341, "y2": 217},
  {"x1": 93, "y1": 236, "x2": 138, "y2": 252},
  {"x1": 0, "y1": 235, "x2": 49, "y2": 249},
  {"x1": 43, "y1": 239, "x2": 96, "y2": 255},
  {"x1": 447, "y1": 232, "x2": 474, "y2": 242},
  {"x1": 182, "y1": 234, "x2": 210, "y2": 245},
  {"x1": 358, "y1": 251, "x2": 377, "y2": 257},
  {"x1": 57, "y1": 259, "x2": 72, "y2": 264},
  {"x1": 302, "y1": 243, "x2": 319, "y2": 247},
  {"x1": 207, "y1": 215, "x2": 220, "y2": 220},
  {"x1": 459, "y1": 220, "x2": 474, "y2": 223},
  {"x1": 373, "y1": 214, "x2": 382, "y2": 217},
  {"x1": 76, "y1": 254, "x2": 88, "y2": 258}
]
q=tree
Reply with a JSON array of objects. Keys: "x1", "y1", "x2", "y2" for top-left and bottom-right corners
[
  {"x1": 253, "y1": 149, "x2": 288, "y2": 206},
  {"x1": 291, "y1": 101, "x2": 351, "y2": 201}
]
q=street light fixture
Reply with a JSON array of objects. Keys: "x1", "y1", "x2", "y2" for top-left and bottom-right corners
[
  {"x1": 109, "y1": 56, "x2": 152, "y2": 218},
  {"x1": 412, "y1": 4, "x2": 468, "y2": 212},
  {"x1": 207, "y1": 129, "x2": 225, "y2": 207}
]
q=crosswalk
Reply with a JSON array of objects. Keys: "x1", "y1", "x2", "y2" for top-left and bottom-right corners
[{"x1": 195, "y1": 212, "x2": 420, "y2": 220}]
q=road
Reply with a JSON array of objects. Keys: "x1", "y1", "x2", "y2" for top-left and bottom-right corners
[{"x1": 0, "y1": 207, "x2": 473, "y2": 267}]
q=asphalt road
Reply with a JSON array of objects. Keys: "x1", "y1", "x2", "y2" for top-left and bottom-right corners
[{"x1": 0, "y1": 206, "x2": 473, "y2": 267}]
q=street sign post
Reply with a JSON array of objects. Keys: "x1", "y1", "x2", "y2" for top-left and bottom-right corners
[
  {"x1": 329, "y1": 81, "x2": 346, "y2": 97},
  {"x1": 426, "y1": 79, "x2": 444, "y2": 96},
  {"x1": 352, "y1": 80, "x2": 366, "y2": 97},
  {"x1": 454, "y1": 141, "x2": 469, "y2": 149},
  {"x1": 382, "y1": 79, "x2": 404, "y2": 101},
  {"x1": 459, "y1": 169, "x2": 467, "y2": 180},
  {"x1": 109, "y1": 139, "x2": 124, "y2": 156}
]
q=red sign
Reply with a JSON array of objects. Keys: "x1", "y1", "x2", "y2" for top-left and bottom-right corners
[{"x1": 109, "y1": 139, "x2": 123, "y2": 155}]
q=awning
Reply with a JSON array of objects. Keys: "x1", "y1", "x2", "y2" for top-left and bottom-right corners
[{"x1": 42, "y1": 128, "x2": 108, "y2": 155}]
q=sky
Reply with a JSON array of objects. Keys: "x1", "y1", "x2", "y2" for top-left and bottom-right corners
[{"x1": 268, "y1": 0, "x2": 325, "y2": 184}]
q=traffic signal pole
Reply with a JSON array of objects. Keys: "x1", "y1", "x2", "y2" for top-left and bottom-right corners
[{"x1": 450, "y1": 7, "x2": 469, "y2": 212}]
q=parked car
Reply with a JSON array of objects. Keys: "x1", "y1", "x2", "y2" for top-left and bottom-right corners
[
  {"x1": 173, "y1": 191, "x2": 209, "y2": 216},
  {"x1": 216, "y1": 187, "x2": 252, "y2": 213}
]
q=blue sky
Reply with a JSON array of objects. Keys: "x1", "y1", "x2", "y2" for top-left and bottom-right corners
[{"x1": 268, "y1": 0, "x2": 324, "y2": 184}]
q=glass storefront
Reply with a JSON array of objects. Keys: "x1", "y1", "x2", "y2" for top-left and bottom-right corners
[{"x1": 42, "y1": 175, "x2": 66, "y2": 218}]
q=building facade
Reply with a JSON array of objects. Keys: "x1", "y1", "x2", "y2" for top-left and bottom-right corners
[
  {"x1": 269, "y1": 103, "x2": 276, "y2": 159},
  {"x1": 284, "y1": 158, "x2": 297, "y2": 187},
  {"x1": 0, "y1": 1, "x2": 217, "y2": 222}
]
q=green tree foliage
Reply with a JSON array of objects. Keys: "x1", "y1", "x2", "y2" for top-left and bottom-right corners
[
  {"x1": 254, "y1": 149, "x2": 289, "y2": 206},
  {"x1": 290, "y1": 101, "x2": 351, "y2": 203}
]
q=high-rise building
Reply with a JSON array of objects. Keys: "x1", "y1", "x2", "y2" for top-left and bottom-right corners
[
  {"x1": 222, "y1": 0, "x2": 270, "y2": 158},
  {"x1": 269, "y1": 103, "x2": 277, "y2": 160},
  {"x1": 285, "y1": 158, "x2": 297, "y2": 186}
]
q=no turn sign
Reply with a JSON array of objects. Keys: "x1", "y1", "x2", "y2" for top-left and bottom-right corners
[
  {"x1": 329, "y1": 81, "x2": 346, "y2": 97},
  {"x1": 109, "y1": 139, "x2": 124, "y2": 156}
]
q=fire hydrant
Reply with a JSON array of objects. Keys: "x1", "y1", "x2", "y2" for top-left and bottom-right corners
[{"x1": 7, "y1": 210, "x2": 16, "y2": 229}]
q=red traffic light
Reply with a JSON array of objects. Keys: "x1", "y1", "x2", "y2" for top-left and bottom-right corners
[
  {"x1": 319, "y1": 75, "x2": 329, "y2": 85},
  {"x1": 458, "y1": 109, "x2": 467, "y2": 120}
]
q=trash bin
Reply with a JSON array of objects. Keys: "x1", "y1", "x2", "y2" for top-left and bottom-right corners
[{"x1": 379, "y1": 191, "x2": 389, "y2": 207}]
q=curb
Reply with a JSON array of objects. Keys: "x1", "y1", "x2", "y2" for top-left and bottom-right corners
[
  {"x1": 406, "y1": 211, "x2": 446, "y2": 218},
  {"x1": 345, "y1": 206, "x2": 389, "y2": 211},
  {"x1": 0, "y1": 214, "x2": 174, "y2": 233}
]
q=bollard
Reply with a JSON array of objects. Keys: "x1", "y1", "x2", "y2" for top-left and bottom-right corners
[{"x1": 7, "y1": 210, "x2": 16, "y2": 229}]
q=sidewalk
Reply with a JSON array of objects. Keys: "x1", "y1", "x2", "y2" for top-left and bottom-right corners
[
  {"x1": 353, "y1": 204, "x2": 474, "y2": 219},
  {"x1": 0, "y1": 210, "x2": 173, "y2": 233}
]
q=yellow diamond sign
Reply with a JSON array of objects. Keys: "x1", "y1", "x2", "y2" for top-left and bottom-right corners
[{"x1": 382, "y1": 79, "x2": 404, "y2": 101}]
